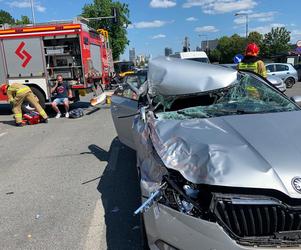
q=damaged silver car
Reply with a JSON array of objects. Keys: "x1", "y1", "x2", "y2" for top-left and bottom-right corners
[{"x1": 111, "y1": 56, "x2": 301, "y2": 250}]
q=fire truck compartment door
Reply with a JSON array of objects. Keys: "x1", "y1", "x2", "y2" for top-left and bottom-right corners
[
  {"x1": 0, "y1": 41, "x2": 6, "y2": 84},
  {"x1": 90, "y1": 44, "x2": 102, "y2": 75},
  {"x1": 3, "y1": 38, "x2": 45, "y2": 78}
]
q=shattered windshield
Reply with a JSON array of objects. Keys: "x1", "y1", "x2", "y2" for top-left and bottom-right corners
[{"x1": 157, "y1": 74, "x2": 299, "y2": 119}]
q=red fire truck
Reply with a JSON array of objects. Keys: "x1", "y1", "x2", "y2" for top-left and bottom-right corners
[{"x1": 0, "y1": 18, "x2": 113, "y2": 107}]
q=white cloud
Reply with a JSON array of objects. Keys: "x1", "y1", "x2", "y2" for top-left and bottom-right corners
[
  {"x1": 251, "y1": 23, "x2": 285, "y2": 34},
  {"x1": 131, "y1": 20, "x2": 173, "y2": 29},
  {"x1": 195, "y1": 25, "x2": 219, "y2": 32},
  {"x1": 291, "y1": 29, "x2": 301, "y2": 43},
  {"x1": 152, "y1": 34, "x2": 166, "y2": 39},
  {"x1": 186, "y1": 16, "x2": 198, "y2": 21},
  {"x1": 183, "y1": 0, "x2": 257, "y2": 14},
  {"x1": 150, "y1": 0, "x2": 176, "y2": 8},
  {"x1": 234, "y1": 11, "x2": 277, "y2": 24},
  {"x1": 8, "y1": 0, "x2": 46, "y2": 12}
]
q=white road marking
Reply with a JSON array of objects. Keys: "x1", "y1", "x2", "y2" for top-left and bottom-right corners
[
  {"x1": 83, "y1": 199, "x2": 107, "y2": 250},
  {"x1": 0, "y1": 132, "x2": 7, "y2": 138}
]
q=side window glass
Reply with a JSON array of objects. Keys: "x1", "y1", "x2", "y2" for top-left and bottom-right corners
[
  {"x1": 122, "y1": 85, "x2": 138, "y2": 100},
  {"x1": 126, "y1": 76, "x2": 139, "y2": 88},
  {"x1": 266, "y1": 65, "x2": 274, "y2": 72},
  {"x1": 276, "y1": 64, "x2": 287, "y2": 72}
]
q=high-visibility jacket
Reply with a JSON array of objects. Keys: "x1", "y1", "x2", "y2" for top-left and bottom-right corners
[
  {"x1": 238, "y1": 60, "x2": 267, "y2": 78},
  {"x1": 7, "y1": 83, "x2": 31, "y2": 103}
]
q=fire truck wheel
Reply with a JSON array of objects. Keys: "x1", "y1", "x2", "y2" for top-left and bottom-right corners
[{"x1": 22, "y1": 87, "x2": 46, "y2": 112}]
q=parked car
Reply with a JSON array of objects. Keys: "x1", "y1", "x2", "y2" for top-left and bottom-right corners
[
  {"x1": 266, "y1": 63, "x2": 298, "y2": 88},
  {"x1": 294, "y1": 64, "x2": 301, "y2": 81},
  {"x1": 111, "y1": 57, "x2": 301, "y2": 250},
  {"x1": 220, "y1": 64, "x2": 286, "y2": 92}
]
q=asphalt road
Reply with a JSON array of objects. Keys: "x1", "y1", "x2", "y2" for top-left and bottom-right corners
[
  {"x1": 0, "y1": 94, "x2": 143, "y2": 250},
  {"x1": 0, "y1": 81, "x2": 300, "y2": 250}
]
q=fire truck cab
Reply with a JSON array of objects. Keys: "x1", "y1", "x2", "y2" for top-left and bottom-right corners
[{"x1": 0, "y1": 18, "x2": 113, "y2": 107}]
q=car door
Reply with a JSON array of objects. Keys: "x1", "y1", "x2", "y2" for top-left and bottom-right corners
[
  {"x1": 274, "y1": 64, "x2": 289, "y2": 80},
  {"x1": 110, "y1": 75, "x2": 141, "y2": 150}
]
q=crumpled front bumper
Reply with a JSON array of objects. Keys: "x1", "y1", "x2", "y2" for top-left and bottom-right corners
[{"x1": 143, "y1": 203, "x2": 301, "y2": 250}]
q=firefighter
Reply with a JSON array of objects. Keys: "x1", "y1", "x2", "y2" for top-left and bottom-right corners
[
  {"x1": 238, "y1": 43, "x2": 267, "y2": 78},
  {"x1": 0, "y1": 83, "x2": 48, "y2": 126}
]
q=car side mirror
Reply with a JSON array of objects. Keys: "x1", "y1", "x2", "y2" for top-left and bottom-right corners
[{"x1": 290, "y1": 96, "x2": 301, "y2": 105}]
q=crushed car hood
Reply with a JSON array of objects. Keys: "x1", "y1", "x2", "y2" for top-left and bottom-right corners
[
  {"x1": 147, "y1": 56, "x2": 237, "y2": 96},
  {"x1": 148, "y1": 111, "x2": 301, "y2": 198}
]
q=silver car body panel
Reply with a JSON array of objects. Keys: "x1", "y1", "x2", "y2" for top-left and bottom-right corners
[
  {"x1": 144, "y1": 204, "x2": 301, "y2": 250},
  {"x1": 134, "y1": 111, "x2": 301, "y2": 198},
  {"x1": 266, "y1": 75, "x2": 286, "y2": 92},
  {"x1": 147, "y1": 57, "x2": 237, "y2": 96}
]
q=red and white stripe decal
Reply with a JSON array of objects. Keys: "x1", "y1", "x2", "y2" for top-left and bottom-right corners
[{"x1": 0, "y1": 29, "x2": 80, "y2": 39}]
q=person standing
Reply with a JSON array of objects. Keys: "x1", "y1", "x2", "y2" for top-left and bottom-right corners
[
  {"x1": 51, "y1": 75, "x2": 72, "y2": 118},
  {"x1": 238, "y1": 43, "x2": 267, "y2": 78},
  {"x1": 0, "y1": 83, "x2": 48, "y2": 126}
]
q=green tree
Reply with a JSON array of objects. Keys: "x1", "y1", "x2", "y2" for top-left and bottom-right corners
[
  {"x1": 82, "y1": 0, "x2": 131, "y2": 60},
  {"x1": 247, "y1": 31, "x2": 263, "y2": 46},
  {"x1": 0, "y1": 9, "x2": 15, "y2": 24},
  {"x1": 216, "y1": 34, "x2": 246, "y2": 63},
  {"x1": 263, "y1": 27, "x2": 291, "y2": 57},
  {"x1": 16, "y1": 15, "x2": 31, "y2": 25},
  {"x1": 209, "y1": 49, "x2": 221, "y2": 63}
]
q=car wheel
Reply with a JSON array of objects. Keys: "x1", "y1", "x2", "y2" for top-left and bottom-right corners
[
  {"x1": 22, "y1": 87, "x2": 46, "y2": 113},
  {"x1": 285, "y1": 77, "x2": 295, "y2": 88}
]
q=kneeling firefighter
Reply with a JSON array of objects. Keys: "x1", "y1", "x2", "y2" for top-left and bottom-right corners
[
  {"x1": 238, "y1": 43, "x2": 267, "y2": 78},
  {"x1": 0, "y1": 83, "x2": 48, "y2": 126}
]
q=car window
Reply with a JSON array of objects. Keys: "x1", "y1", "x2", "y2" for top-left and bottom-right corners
[
  {"x1": 125, "y1": 75, "x2": 140, "y2": 88},
  {"x1": 276, "y1": 64, "x2": 289, "y2": 72},
  {"x1": 114, "y1": 83, "x2": 138, "y2": 101},
  {"x1": 137, "y1": 74, "x2": 147, "y2": 84},
  {"x1": 266, "y1": 65, "x2": 275, "y2": 72}
]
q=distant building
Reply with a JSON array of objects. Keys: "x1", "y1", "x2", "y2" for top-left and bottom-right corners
[
  {"x1": 196, "y1": 46, "x2": 202, "y2": 51},
  {"x1": 183, "y1": 36, "x2": 190, "y2": 52},
  {"x1": 165, "y1": 47, "x2": 173, "y2": 56},
  {"x1": 201, "y1": 39, "x2": 218, "y2": 51},
  {"x1": 129, "y1": 48, "x2": 136, "y2": 64}
]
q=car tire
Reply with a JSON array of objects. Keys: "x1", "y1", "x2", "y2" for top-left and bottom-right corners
[
  {"x1": 22, "y1": 87, "x2": 46, "y2": 113},
  {"x1": 285, "y1": 77, "x2": 295, "y2": 88}
]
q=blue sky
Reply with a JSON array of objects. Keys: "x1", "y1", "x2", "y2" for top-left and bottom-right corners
[{"x1": 1, "y1": 0, "x2": 301, "y2": 60}]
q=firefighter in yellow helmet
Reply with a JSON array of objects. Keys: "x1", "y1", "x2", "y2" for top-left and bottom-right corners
[
  {"x1": 0, "y1": 83, "x2": 48, "y2": 126},
  {"x1": 238, "y1": 43, "x2": 267, "y2": 78}
]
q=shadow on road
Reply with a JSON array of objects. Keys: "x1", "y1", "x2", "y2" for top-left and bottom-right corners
[{"x1": 85, "y1": 139, "x2": 144, "y2": 250}]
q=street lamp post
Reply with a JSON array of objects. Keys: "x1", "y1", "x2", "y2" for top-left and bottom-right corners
[
  {"x1": 30, "y1": 0, "x2": 36, "y2": 24},
  {"x1": 235, "y1": 13, "x2": 249, "y2": 39}
]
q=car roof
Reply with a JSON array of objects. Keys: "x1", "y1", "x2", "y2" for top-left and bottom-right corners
[
  {"x1": 266, "y1": 63, "x2": 292, "y2": 66},
  {"x1": 147, "y1": 56, "x2": 237, "y2": 96}
]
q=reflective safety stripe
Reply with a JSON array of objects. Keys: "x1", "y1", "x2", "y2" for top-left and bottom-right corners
[
  {"x1": 40, "y1": 110, "x2": 47, "y2": 117},
  {"x1": 238, "y1": 62, "x2": 259, "y2": 73},
  {"x1": 16, "y1": 86, "x2": 30, "y2": 94},
  {"x1": 15, "y1": 113, "x2": 22, "y2": 118}
]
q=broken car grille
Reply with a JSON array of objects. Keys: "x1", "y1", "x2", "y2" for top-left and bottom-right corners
[{"x1": 212, "y1": 193, "x2": 301, "y2": 238}]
